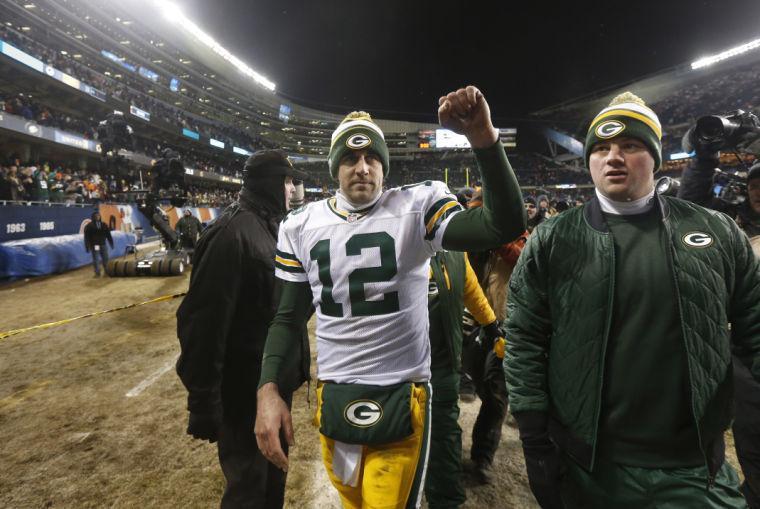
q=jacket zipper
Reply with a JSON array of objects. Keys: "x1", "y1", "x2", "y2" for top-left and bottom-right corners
[
  {"x1": 590, "y1": 233, "x2": 615, "y2": 472},
  {"x1": 433, "y1": 256, "x2": 457, "y2": 369},
  {"x1": 663, "y1": 219, "x2": 714, "y2": 489}
]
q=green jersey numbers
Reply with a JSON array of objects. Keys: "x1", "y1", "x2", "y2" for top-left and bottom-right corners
[
  {"x1": 346, "y1": 233, "x2": 400, "y2": 316},
  {"x1": 310, "y1": 232, "x2": 400, "y2": 317},
  {"x1": 309, "y1": 239, "x2": 344, "y2": 317}
]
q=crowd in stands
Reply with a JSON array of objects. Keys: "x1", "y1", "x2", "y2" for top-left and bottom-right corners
[
  {"x1": 0, "y1": 25, "x2": 275, "y2": 153},
  {"x1": 655, "y1": 62, "x2": 760, "y2": 128},
  {"x1": 0, "y1": 157, "x2": 238, "y2": 208},
  {"x1": 1, "y1": 93, "x2": 97, "y2": 139},
  {"x1": 0, "y1": 159, "x2": 118, "y2": 204},
  {"x1": 184, "y1": 185, "x2": 238, "y2": 208},
  {"x1": 1, "y1": 89, "x2": 245, "y2": 179}
]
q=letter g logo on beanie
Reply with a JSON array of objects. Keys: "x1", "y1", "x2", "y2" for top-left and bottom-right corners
[
  {"x1": 595, "y1": 120, "x2": 626, "y2": 139},
  {"x1": 346, "y1": 133, "x2": 371, "y2": 149}
]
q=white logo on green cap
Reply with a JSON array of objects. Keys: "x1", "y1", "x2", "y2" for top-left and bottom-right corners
[
  {"x1": 595, "y1": 120, "x2": 626, "y2": 139},
  {"x1": 346, "y1": 133, "x2": 372, "y2": 150}
]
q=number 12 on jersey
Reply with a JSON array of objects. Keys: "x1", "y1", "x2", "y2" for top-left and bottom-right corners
[{"x1": 309, "y1": 232, "x2": 400, "y2": 318}]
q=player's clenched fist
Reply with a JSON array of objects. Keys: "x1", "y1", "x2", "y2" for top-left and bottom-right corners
[{"x1": 438, "y1": 86, "x2": 499, "y2": 149}]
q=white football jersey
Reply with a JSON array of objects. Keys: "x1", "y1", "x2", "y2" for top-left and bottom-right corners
[{"x1": 275, "y1": 181, "x2": 462, "y2": 385}]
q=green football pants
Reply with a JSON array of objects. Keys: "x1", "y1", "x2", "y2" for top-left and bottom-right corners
[
  {"x1": 561, "y1": 455, "x2": 748, "y2": 509},
  {"x1": 425, "y1": 368, "x2": 466, "y2": 509}
]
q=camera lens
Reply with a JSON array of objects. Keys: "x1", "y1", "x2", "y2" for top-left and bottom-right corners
[{"x1": 696, "y1": 116, "x2": 725, "y2": 141}]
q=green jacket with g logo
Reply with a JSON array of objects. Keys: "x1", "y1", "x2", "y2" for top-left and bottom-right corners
[{"x1": 505, "y1": 195, "x2": 760, "y2": 476}]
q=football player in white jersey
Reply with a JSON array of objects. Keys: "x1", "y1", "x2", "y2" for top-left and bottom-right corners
[{"x1": 255, "y1": 86, "x2": 526, "y2": 508}]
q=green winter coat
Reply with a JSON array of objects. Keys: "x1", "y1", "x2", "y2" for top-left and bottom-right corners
[
  {"x1": 429, "y1": 251, "x2": 466, "y2": 371},
  {"x1": 505, "y1": 195, "x2": 760, "y2": 477}
]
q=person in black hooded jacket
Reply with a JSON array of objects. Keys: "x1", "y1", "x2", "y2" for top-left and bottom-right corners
[{"x1": 176, "y1": 150, "x2": 310, "y2": 509}]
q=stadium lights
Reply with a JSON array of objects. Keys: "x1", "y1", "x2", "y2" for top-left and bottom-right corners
[
  {"x1": 156, "y1": 1, "x2": 276, "y2": 92},
  {"x1": 691, "y1": 37, "x2": 760, "y2": 69}
]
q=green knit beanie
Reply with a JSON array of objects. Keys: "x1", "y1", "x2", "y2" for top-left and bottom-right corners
[
  {"x1": 584, "y1": 92, "x2": 662, "y2": 171},
  {"x1": 328, "y1": 111, "x2": 390, "y2": 180}
]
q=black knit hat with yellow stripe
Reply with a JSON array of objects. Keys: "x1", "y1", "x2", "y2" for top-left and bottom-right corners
[
  {"x1": 328, "y1": 111, "x2": 390, "y2": 180},
  {"x1": 585, "y1": 92, "x2": 662, "y2": 171}
]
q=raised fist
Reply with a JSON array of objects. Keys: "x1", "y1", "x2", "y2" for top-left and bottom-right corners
[{"x1": 438, "y1": 86, "x2": 499, "y2": 149}]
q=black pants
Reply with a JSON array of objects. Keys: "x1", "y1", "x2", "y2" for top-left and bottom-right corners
[
  {"x1": 733, "y1": 355, "x2": 760, "y2": 509},
  {"x1": 463, "y1": 341, "x2": 509, "y2": 465},
  {"x1": 217, "y1": 394, "x2": 292, "y2": 509},
  {"x1": 180, "y1": 234, "x2": 196, "y2": 250}
]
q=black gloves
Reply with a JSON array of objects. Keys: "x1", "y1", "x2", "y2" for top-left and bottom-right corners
[
  {"x1": 187, "y1": 410, "x2": 222, "y2": 443},
  {"x1": 515, "y1": 411, "x2": 565, "y2": 509},
  {"x1": 482, "y1": 320, "x2": 506, "y2": 359}
]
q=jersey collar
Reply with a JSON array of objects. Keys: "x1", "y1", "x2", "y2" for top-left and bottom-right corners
[{"x1": 330, "y1": 190, "x2": 382, "y2": 222}]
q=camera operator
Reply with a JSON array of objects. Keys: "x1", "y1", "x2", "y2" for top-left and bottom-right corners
[
  {"x1": 679, "y1": 111, "x2": 760, "y2": 508},
  {"x1": 679, "y1": 110, "x2": 760, "y2": 241}
]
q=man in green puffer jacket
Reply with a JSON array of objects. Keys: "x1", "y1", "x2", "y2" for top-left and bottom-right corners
[{"x1": 505, "y1": 92, "x2": 760, "y2": 509}]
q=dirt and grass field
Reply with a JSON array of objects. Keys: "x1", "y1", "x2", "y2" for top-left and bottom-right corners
[{"x1": 0, "y1": 262, "x2": 740, "y2": 508}]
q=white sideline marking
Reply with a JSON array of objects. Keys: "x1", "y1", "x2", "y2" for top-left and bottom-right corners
[
  {"x1": 70, "y1": 432, "x2": 92, "y2": 444},
  {"x1": 125, "y1": 355, "x2": 178, "y2": 398}
]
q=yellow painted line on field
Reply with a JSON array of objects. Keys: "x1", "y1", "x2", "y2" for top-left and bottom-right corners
[
  {"x1": 0, "y1": 293, "x2": 187, "y2": 341},
  {"x1": 0, "y1": 380, "x2": 52, "y2": 411}
]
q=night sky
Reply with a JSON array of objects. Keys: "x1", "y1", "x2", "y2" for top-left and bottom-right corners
[{"x1": 179, "y1": 0, "x2": 760, "y2": 124}]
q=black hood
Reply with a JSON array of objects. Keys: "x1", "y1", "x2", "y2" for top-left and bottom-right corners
[{"x1": 241, "y1": 175, "x2": 287, "y2": 217}]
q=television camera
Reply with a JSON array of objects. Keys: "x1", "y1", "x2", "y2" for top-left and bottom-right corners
[
  {"x1": 96, "y1": 111, "x2": 134, "y2": 156},
  {"x1": 682, "y1": 109, "x2": 760, "y2": 206},
  {"x1": 106, "y1": 149, "x2": 193, "y2": 277}
]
